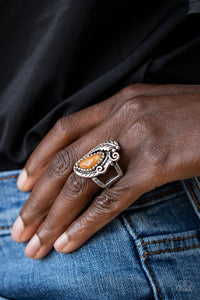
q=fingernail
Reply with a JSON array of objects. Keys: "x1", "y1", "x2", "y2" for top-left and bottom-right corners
[
  {"x1": 25, "y1": 234, "x2": 40, "y2": 258},
  {"x1": 54, "y1": 233, "x2": 69, "y2": 252},
  {"x1": 11, "y1": 216, "x2": 24, "y2": 241},
  {"x1": 17, "y1": 169, "x2": 28, "y2": 190}
]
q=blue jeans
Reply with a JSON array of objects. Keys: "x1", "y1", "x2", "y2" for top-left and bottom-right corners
[{"x1": 0, "y1": 170, "x2": 200, "y2": 300}]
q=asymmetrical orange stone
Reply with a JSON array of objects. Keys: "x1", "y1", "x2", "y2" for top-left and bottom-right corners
[{"x1": 78, "y1": 153, "x2": 102, "y2": 169}]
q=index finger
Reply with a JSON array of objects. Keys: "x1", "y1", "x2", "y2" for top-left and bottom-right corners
[{"x1": 17, "y1": 101, "x2": 112, "y2": 192}]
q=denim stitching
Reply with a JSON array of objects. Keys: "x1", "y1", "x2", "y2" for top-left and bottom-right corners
[
  {"x1": 185, "y1": 180, "x2": 200, "y2": 211},
  {"x1": 137, "y1": 233, "x2": 200, "y2": 248},
  {"x1": 0, "y1": 175, "x2": 18, "y2": 181},
  {"x1": 140, "y1": 244, "x2": 200, "y2": 258},
  {"x1": 194, "y1": 176, "x2": 200, "y2": 191},
  {"x1": 126, "y1": 214, "x2": 162, "y2": 300},
  {"x1": 0, "y1": 225, "x2": 12, "y2": 230},
  {"x1": 136, "y1": 186, "x2": 183, "y2": 204}
]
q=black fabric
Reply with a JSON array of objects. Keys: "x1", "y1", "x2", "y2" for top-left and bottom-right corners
[
  {"x1": 188, "y1": 0, "x2": 200, "y2": 14},
  {"x1": 0, "y1": 0, "x2": 199, "y2": 171}
]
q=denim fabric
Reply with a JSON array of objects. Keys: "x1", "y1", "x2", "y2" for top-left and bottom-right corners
[{"x1": 0, "y1": 170, "x2": 200, "y2": 300}]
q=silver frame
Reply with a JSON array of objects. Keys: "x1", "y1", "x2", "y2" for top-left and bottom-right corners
[{"x1": 73, "y1": 140, "x2": 123, "y2": 188}]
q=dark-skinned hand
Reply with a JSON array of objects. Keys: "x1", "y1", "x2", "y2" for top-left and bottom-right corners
[{"x1": 11, "y1": 83, "x2": 200, "y2": 259}]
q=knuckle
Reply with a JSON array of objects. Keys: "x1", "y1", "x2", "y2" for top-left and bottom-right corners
[
  {"x1": 93, "y1": 191, "x2": 120, "y2": 214},
  {"x1": 38, "y1": 220, "x2": 58, "y2": 241},
  {"x1": 20, "y1": 199, "x2": 46, "y2": 225},
  {"x1": 130, "y1": 114, "x2": 167, "y2": 171},
  {"x1": 119, "y1": 98, "x2": 146, "y2": 118},
  {"x1": 73, "y1": 209, "x2": 102, "y2": 234},
  {"x1": 120, "y1": 83, "x2": 148, "y2": 99},
  {"x1": 120, "y1": 85, "x2": 134, "y2": 99},
  {"x1": 64, "y1": 172, "x2": 87, "y2": 197},
  {"x1": 53, "y1": 116, "x2": 72, "y2": 137},
  {"x1": 49, "y1": 148, "x2": 72, "y2": 176},
  {"x1": 144, "y1": 139, "x2": 167, "y2": 169},
  {"x1": 130, "y1": 116, "x2": 153, "y2": 136},
  {"x1": 72, "y1": 218, "x2": 88, "y2": 234}
]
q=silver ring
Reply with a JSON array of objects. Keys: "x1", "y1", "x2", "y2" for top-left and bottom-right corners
[{"x1": 73, "y1": 140, "x2": 123, "y2": 188}]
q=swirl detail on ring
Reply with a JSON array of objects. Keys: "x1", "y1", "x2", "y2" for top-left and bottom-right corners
[{"x1": 73, "y1": 140, "x2": 121, "y2": 178}]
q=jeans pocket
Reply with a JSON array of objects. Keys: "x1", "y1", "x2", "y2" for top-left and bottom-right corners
[
  {"x1": 126, "y1": 180, "x2": 184, "y2": 211},
  {"x1": 132, "y1": 228, "x2": 200, "y2": 300},
  {"x1": 122, "y1": 179, "x2": 200, "y2": 300}
]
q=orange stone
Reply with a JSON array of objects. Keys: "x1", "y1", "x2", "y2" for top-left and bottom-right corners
[{"x1": 78, "y1": 153, "x2": 102, "y2": 169}]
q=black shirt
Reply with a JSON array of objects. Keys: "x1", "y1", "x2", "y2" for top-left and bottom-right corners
[{"x1": 0, "y1": 0, "x2": 199, "y2": 171}]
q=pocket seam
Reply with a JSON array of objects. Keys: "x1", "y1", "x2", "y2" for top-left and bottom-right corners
[
  {"x1": 185, "y1": 180, "x2": 200, "y2": 211},
  {"x1": 195, "y1": 176, "x2": 200, "y2": 190},
  {"x1": 126, "y1": 214, "x2": 163, "y2": 300},
  {"x1": 136, "y1": 186, "x2": 183, "y2": 204},
  {"x1": 140, "y1": 244, "x2": 200, "y2": 258},
  {"x1": 137, "y1": 232, "x2": 200, "y2": 248}
]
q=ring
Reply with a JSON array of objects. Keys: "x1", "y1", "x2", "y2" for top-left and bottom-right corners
[{"x1": 73, "y1": 140, "x2": 123, "y2": 188}]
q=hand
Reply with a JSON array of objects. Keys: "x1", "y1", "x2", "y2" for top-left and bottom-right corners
[{"x1": 11, "y1": 83, "x2": 200, "y2": 259}]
